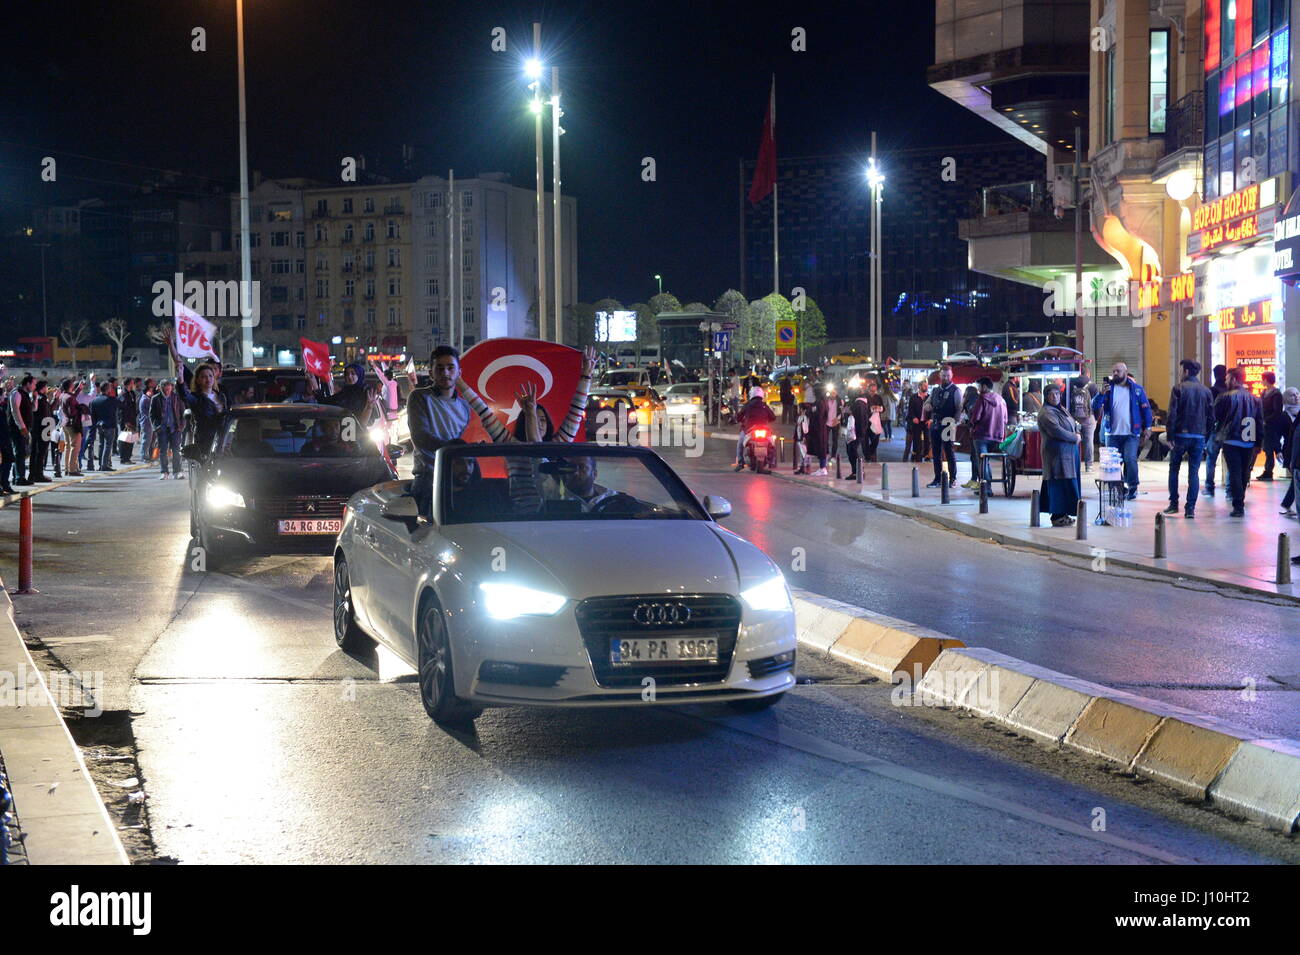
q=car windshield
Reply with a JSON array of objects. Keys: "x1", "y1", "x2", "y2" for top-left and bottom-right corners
[
  {"x1": 666, "y1": 384, "x2": 701, "y2": 396},
  {"x1": 438, "y1": 446, "x2": 709, "y2": 524},
  {"x1": 220, "y1": 413, "x2": 372, "y2": 457},
  {"x1": 602, "y1": 371, "x2": 643, "y2": 387}
]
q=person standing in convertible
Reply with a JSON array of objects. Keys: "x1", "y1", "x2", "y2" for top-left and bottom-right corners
[{"x1": 407, "y1": 346, "x2": 472, "y2": 518}]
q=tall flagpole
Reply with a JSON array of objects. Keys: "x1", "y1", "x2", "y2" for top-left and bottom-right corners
[{"x1": 771, "y1": 75, "x2": 778, "y2": 299}]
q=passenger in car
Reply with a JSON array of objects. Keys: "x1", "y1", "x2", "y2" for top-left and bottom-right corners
[
  {"x1": 300, "y1": 418, "x2": 356, "y2": 456},
  {"x1": 228, "y1": 418, "x2": 276, "y2": 457}
]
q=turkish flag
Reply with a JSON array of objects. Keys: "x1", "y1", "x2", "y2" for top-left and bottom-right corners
[
  {"x1": 459, "y1": 338, "x2": 586, "y2": 449},
  {"x1": 300, "y1": 337, "x2": 332, "y2": 377},
  {"x1": 748, "y1": 79, "x2": 776, "y2": 205}
]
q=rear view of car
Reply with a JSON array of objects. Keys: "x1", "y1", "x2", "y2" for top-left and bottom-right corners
[{"x1": 663, "y1": 382, "x2": 705, "y2": 419}]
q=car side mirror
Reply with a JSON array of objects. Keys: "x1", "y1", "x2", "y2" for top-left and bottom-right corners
[
  {"x1": 702, "y1": 495, "x2": 731, "y2": 520},
  {"x1": 381, "y1": 495, "x2": 420, "y2": 522},
  {"x1": 387, "y1": 445, "x2": 405, "y2": 459}
]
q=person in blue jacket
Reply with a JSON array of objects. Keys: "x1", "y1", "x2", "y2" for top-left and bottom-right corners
[{"x1": 1091, "y1": 361, "x2": 1154, "y2": 500}]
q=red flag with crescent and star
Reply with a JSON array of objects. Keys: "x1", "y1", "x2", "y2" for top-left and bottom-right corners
[
  {"x1": 458, "y1": 338, "x2": 587, "y2": 447},
  {"x1": 300, "y1": 337, "x2": 332, "y2": 377}
]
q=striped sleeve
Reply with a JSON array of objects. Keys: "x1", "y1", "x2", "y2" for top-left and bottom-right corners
[
  {"x1": 457, "y1": 380, "x2": 512, "y2": 444},
  {"x1": 557, "y1": 374, "x2": 592, "y2": 443}
]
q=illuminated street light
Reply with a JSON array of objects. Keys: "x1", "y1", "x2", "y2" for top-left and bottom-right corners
[
  {"x1": 865, "y1": 136, "x2": 885, "y2": 363},
  {"x1": 654, "y1": 274, "x2": 663, "y2": 294},
  {"x1": 524, "y1": 57, "x2": 543, "y2": 80}
]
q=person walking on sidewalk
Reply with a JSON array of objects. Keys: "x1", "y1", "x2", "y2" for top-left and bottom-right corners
[
  {"x1": 927, "y1": 365, "x2": 961, "y2": 489},
  {"x1": 1092, "y1": 362, "x2": 1154, "y2": 501},
  {"x1": 966, "y1": 377, "x2": 1007, "y2": 489},
  {"x1": 60, "y1": 379, "x2": 83, "y2": 477},
  {"x1": 1162, "y1": 359, "x2": 1214, "y2": 519},
  {"x1": 90, "y1": 382, "x2": 120, "y2": 473},
  {"x1": 77, "y1": 376, "x2": 97, "y2": 471},
  {"x1": 137, "y1": 378, "x2": 157, "y2": 463},
  {"x1": 1038, "y1": 383, "x2": 1081, "y2": 526},
  {"x1": 906, "y1": 381, "x2": 929, "y2": 463},
  {"x1": 1214, "y1": 367, "x2": 1264, "y2": 518},
  {"x1": 1279, "y1": 388, "x2": 1300, "y2": 515},
  {"x1": 27, "y1": 379, "x2": 52, "y2": 483},
  {"x1": 117, "y1": 378, "x2": 139, "y2": 464},
  {"x1": 1257, "y1": 372, "x2": 1285, "y2": 481},
  {"x1": 151, "y1": 379, "x2": 187, "y2": 479},
  {"x1": 1070, "y1": 372, "x2": 1098, "y2": 472},
  {"x1": 1204, "y1": 364, "x2": 1229, "y2": 495},
  {"x1": 8, "y1": 375, "x2": 35, "y2": 486},
  {"x1": 0, "y1": 377, "x2": 15, "y2": 494}
]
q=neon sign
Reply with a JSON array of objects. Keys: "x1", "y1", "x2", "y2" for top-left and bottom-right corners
[
  {"x1": 1211, "y1": 298, "x2": 1275, "y2": 332},
  {"x1": 1193, "y1": 183, "x2": 1260, "y2": 231},
  {"x1": 1198, "y1": 213, "x2": 1261, "y2": 252},
  {"x1": 1169, "y1": 272, "x2": 1195, "y2": 302}
]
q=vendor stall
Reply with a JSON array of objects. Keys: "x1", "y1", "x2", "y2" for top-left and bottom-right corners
[{"x1": 988, "y1": 347, "x2": 1089, "y2": 495}]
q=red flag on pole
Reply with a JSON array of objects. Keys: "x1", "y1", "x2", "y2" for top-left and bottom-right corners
[
  {"x1": 299, "y1": 337, "x2": 332, "y2": 377},
  {"x1": 748, "y1": 80, "x2": 776, "y2": 205}
]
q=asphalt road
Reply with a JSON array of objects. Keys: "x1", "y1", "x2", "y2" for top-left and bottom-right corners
[
  {"x1": 2, "y1": 463, "x2": 1298, "y2": 864},
  {"x1": 670, "y1": 434, "x2": 1300, "y2": 739}
]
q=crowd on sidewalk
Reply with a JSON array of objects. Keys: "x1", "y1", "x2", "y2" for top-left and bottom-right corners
[{"x1": 759, "y1": 360, "x2": 1299, "y2": 558}]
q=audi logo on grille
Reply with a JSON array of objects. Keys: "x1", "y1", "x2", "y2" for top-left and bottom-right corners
[{"x1": 632, "y1": 602, "x2": 692, "y2": 626}]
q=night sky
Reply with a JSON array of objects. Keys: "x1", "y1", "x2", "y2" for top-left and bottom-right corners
[{"x1": 2, "y1": 0, "x2": 1001, "y2": 305}]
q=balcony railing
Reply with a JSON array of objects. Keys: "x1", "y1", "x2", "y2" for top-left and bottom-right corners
[
  {"x1": 978, "y1": 180, "x2": 1047, "y2": 217},
  {"x1": 1164, "y1": 90, "x2": 1204, "y2": 153}
]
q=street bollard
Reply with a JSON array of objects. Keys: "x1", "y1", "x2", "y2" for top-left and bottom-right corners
[
  {"x1": 911, "y1": 467, "x2": 920, "y2": 498},
  {"x1": 15, "y1": 495, "x2": 35, "y2": 595},
  {"x1": 978, "y1": 475, "x2": 989, "y2": 514},
  {"x1": 1279, "y1": 533, "x2": 1293, "y2": 586},
  {"x1": 1075, "y1": 500, "x2": 1088, "y2": 540},
  {"x1": 881, "y1": 463, "x2": 890, "y2": 492},
  {"x1": 940, "y1": 470, "x2": 950, "y2": 504},
  {"x1": 1030, "y1": 489, "x2": 1040, "y2": 527},
  {"x1": 1154, "y1": 512, "x2": 1167, "y2": 559},
  {"x1": 856, "y1": 460, "x2": 863, "y2": 485},
  {"x1": 835, "y1": 454, "x2": 842, "y2": 480}
]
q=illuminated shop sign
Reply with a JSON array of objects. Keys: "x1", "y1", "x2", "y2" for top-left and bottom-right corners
[
  {"x1": 1190, "y1": 177, "x2": 1282, "y2": 257},
  {"x1": 1209, "y1": 297, "x2": 1276, "y2": 332},
  {"x1": 1193, "y1": 183, "x2": 1259, "y2": 231},
  {"x1": 1169, "y1": 272, "x2": 1195, "y2": 302}
]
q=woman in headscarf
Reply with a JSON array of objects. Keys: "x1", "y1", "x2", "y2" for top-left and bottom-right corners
[
  {"x1": 1037, "y1": 382, "x2": 1082, "y2": 527},
  {"x1": 309, "y1": 360, "x2": 369, "y2": 415}
]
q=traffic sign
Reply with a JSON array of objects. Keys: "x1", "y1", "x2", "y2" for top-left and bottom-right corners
[
  {"x1": 713, "y1": 330, "x2": 731, "y2": 352},
  {"x1": 776, "y1": 320, "x2": 797, "y2": 356}
]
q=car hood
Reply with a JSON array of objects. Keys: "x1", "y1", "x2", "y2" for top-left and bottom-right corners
[
  {"x1": 210, "y1": 456, "x2": 392, "y2": 500},
  {"x1": 443, "y1": 519, "x2": 780, "y2": 599}
]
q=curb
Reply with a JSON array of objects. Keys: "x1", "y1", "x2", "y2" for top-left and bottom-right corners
[
  {"x1": 0, "y1": 577, "x2": 128, "y2": 864},
  {"x1": 1, "y1": 462, "x2": 154, "y2": 510},
  {"x1": 705, "y1": 431, "x2": 1300, "y2": 606}
]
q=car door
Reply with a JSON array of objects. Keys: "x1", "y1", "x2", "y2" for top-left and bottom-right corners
[{"x1": 367, "y1": 501, "x2": 421, "y2": 649}]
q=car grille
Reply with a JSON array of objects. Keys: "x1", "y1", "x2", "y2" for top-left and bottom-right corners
[
  {"x1": 254, "y1": 495, "x2": 348, "y2": 519},
  {"x1": 574, "y1": 594, "x2": 741, "y2": 688}
]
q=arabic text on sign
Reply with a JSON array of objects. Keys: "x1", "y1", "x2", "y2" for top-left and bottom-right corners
[
  {"x1": 1193, "y1": 183, "x2": 1260, "y2": 231},
  {"x1": 1211, "y1": 298, "x2": 1274, "y2": 332}
]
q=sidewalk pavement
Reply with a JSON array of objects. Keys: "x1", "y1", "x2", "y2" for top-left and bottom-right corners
[
  {"x1": 711, "y1": 431, "x2": 1300, "y2": 603},
  {"x1": 2, "y1": 461, "x2": 155, "y2": 510}
]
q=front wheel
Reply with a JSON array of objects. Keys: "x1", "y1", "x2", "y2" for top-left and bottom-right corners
[
  {"x1": 333, "y1": 556, "x2": 370, "y2": 652},
  {"x1": 416, "y1": 599, "x2": 479, "y2": 727},
  {"x1": 1003, "y1": 458, "x2": 1017, "y2": 497}
]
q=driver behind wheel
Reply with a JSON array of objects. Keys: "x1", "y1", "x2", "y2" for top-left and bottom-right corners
[{"x1": 554, "y1": 455, "x2": 640, "y2": 514}]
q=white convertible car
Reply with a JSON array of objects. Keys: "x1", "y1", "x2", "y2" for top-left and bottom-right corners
[{"x1": 333, "y1": 444, "x2": 796, "y2": 726}]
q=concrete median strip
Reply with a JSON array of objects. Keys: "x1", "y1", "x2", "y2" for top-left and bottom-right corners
[
  {"x1": 0, "y1": 578, "x2": 128, "y2": 864},
  {"x1": 794, "y1": 602, "x2": 1300, "y2": 832}
]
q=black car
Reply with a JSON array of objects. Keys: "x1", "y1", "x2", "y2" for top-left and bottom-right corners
[{"x1": 183, "y1": 404, "x2": 400, "y2": 564}]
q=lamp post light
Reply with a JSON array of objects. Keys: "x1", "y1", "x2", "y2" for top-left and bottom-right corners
[
  {"x1": 527, "y1": 26, "x2": 548, "y2": 341},
  {"x1": 654, "y1": 274, "x2": 663, "y2": 295},
  {"x1": 236, "y1": 0, "x2": 254, "y2": 368},
  {"x1": 865, "y1": 134, "x2": 885, "y2": 366}
]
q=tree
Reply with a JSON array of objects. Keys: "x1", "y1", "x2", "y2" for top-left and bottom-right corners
[
  {"x1": 682, "y1": 302, "x2": 709, "y2": 312},
  {"x1": 100, "y1": 318, "x2": 129, "y2": 380},
  {"x1": 565, "y1": 302, "x2": 597, "y2": 350},
  {"x1": 797, "y1": 296, "x2": 828, "y2": 361},
  {"x1": 60, "y1": 320, "x2": 90, "y2": 375},
  {"x1": 147, "y1": 323, "x2": 175, "y2": 377},
  {"x1": 647, "y1": 292, "x2": 681, "y2": 316},
  {"x1": 211, "y1": 318, "x2": 241, "y2": 365},
  {"x1": 749, "y1": 294, "x2": 793, "y2": 368},
  {"x1": 631, "y1": 301, "x2": 658, "y2": 354}
]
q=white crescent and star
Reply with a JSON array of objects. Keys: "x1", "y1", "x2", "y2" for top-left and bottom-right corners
[{"x1": 478, "y1": 354, "x2": 554, "y2": 423}]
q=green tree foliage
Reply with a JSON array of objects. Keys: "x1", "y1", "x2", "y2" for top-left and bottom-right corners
[
  {"x1": 797, "y1": 297, "x2": 828, "y2": 356},
  {"x1": 647, "y1": 292, "x2": 681, "y2": 316}
]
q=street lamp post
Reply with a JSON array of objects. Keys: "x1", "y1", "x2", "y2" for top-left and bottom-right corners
[
  {"x1": 236, "y1": 0, "x2": 254, "y2": 368},
  {"x1": 551, "y1": 68, "x2": 564, "y2": 345},
  {"x1": 527, "y1": 27, "x2": 547, "y2": 342},
  {"x1": 865, "y1": 133, "x2": 885, "y2": 365},
  {"x1": 654, "y1": 274, "x2": 663, "y2": 295}
]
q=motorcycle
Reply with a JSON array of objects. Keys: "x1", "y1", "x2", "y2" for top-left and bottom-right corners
[{"x1": 744, "y1": 424, "x2": 776, "y2": 474}]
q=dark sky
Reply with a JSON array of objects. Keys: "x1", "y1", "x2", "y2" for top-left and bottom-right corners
[{"x1": 2, "y1": 0, "x2": 1002, "y2": 305}]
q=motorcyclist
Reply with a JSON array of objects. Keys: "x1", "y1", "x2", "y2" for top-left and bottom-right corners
[{"x1": 734, "y1": 386, "x2": 777, "y2": 472}]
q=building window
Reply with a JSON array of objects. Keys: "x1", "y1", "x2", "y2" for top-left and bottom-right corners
[
  {"x1": 343, "y1": 308, "x2": 354, "y2": 327},
  {"x1": 295, "y1": 231, "x2": 305, "y2": 248},
  {"x1": 1149, "y1": 30, "x2": 1169, "y2": 133},
  {"x1": 462, "y1": 191, "x2": 472, "y2": 208},
  {"x1": 314, "y1": 224, "x2": 324, "y2": 242},
  {"x1": 388, "y1": 248, "x2": 400, "y2": 267},
  {"x1": 295, "y1": 259, "x2": 305, "y2": 274},
  {"x1": 342, "y1": 253, "x2": 353, "y2": 272},
  {"x1": 431, "y1": 192, "x2": 442, "y2": 208},
  {"x1": 464, "y1": 304, "x2": 475, "y2": 325},
  {"x1": 269, "y1": 286, "x2": 289, "y2": 301},
  {"x1": 316, "y1": 254, "x2": 329, "y2": 271},
  {"x1": 364, "y1": 197, "x2": 375, "y2": 213},
  {"x1": 296, "y1": 316, "x2": 307, "y2": 330},
  {"x1": 424, "y1": 251, "x2": 436, "y2": 270},
  {"x1": 387, "y1": 307, "x2": 398, "y2": 326},
  {"x1": 315, "y1": 199, "x2": 329, "y2": 216},
  {"x1": 426, "y1": 277, "x2": 439, "y2": 296},
  {"x1": 343, "y1": 198, "x2": 353, "y2": 214},
  {"x1": 462, "y1": 219, "x2": 473, "y2": 240},
  {"x1": 343, "y1": 223, "x2": 354, "y2": 242},
  {"x1": 365, "y1": 278, "x2": 375, "y2": 298},
  {"x1": 271, "y1": 258, "x2": 291, "y2": 274},
  {"x1": 345, "y1": 279, "x2": 355, "y2": 297},
  {"x1": 316, "y1": 309, "x2": 328, "y2": 327},
  {"x1": 387, "y1": 220, "x2": 398, "y2": 239},
  {"x1": 388, "y1": 277, "x2": 401, "y2": 296},
  {"x1": 426, "y1": 304, "x2": 438, "y2": 326},
  {"x1": 366, "y1": 308, "x2": 376, "y2": 325},
  {"x1": 463, "y1": 249, "x2": 473, "y2": 270},
  {"x1": 365, "y1": 250, "x2": 375, "y2": 269},
  {"x1": 427, "y1": 221, "x2": 439, "y2": 239},
  {"x1": 364, "y1": 222, "x2": 375, "y2": 241}
]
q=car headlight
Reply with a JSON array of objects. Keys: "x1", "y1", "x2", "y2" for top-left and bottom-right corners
[
  {"x1": 740, "y1": 574, "x2": 792, "y2": 613},
  {"x1": 207, "y1": 484, "x2": 246, "y2": 510},
  {"x1": 368, "y1": 425, "x2": 386, "y2": 445},
  {"x1": 478, "y1": 582, "x2": 567, "y2": 619}
]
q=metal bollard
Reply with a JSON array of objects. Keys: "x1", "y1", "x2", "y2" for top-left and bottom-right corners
[
  {"x1": 1030, "y1": 489, "x2": 1040, "y2": 527},
  {"x1": 911, "y1": 467, "x2": 920, "y2": 498},
  {"x1": 15, "y1": 495, "x2": 35, "y2": 594},
  {"x1": 1279, "y1": 533, "x2": 1293, "y2": 585},
  {"x1": 940, "y1": 471, "x2": 950, "y2": 504},
  {"x1": 1075, "y1": 500, "x2": 1088, "y2": 540},
  {"x1": 778, "y1": 437, "x2": 784, "y2": 464},
  {"x1": 1154, "y1": 512, "x2": 1167, "y2": 559},
  {"x1": 835, "y1": 454, "x2": 842, "y2": 479},
  {"x1": 881, "y1": 463, "x2": 890, "y2": 492},
  {"x1": 978, "y1": 475, "x2": 989, "y2": 514},
  {"x1": 856, "y1": 460, "x2": 863, "y2": 484}
]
